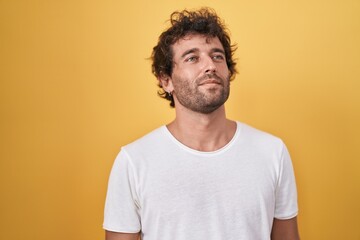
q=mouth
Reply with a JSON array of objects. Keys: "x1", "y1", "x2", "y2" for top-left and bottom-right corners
[
  {"x1": 197, "y1": 73, "x2": 223, "y2": 86},
  {"x1": 198, "y1": 79, "x2": 222, "y2": 86}
]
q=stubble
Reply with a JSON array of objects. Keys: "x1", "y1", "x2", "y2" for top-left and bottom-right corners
[{"x1": 172, "y1": 73, "x2": 230, "y2": 114}]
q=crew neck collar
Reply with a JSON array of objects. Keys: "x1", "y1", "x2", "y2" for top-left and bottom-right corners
[{"x1": 162, "y1": 121, "x2": 242, "y2": 156}]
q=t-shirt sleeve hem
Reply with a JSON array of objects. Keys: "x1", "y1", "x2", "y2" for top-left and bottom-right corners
[
  {"x1": 103, "y1": 224, "x2": 140, "y2": 233},
  {"x1": 274, "y1": 211, "x2": 298, "y2": 220}
]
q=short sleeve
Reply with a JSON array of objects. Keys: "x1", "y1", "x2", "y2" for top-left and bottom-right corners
[
  {"x1": 274, "y1": 143, "x2": 298, "y2": 219},
  {"x1": 103, "y1": 149, "x2": 141, "y2": 232}
]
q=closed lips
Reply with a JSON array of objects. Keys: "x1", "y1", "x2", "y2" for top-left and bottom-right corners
[{"x1": 199, "y1": 79, "x2": 221, "y2": 85}]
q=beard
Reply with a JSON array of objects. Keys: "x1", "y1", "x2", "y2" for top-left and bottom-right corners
[{"x1": 172, "y1": 73, "x2": 230, "y2": 114}]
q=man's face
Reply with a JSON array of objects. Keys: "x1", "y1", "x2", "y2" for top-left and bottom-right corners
[{"x1": 168, "y1": 34, "x2": 230, "y2": 114}]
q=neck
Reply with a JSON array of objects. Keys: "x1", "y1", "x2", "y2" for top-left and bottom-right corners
[{"x1": 167, "y1": 105, "x2": 237, "y2": 152}]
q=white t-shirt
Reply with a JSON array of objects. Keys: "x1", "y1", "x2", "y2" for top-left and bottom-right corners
[{"x1": 103, "y1": 122, "x2": 298, "y2": 240}]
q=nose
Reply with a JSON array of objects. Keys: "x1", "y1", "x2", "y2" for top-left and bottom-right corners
[{"x1": 204, "y1": 56, "x2": 216, "y2": 73}]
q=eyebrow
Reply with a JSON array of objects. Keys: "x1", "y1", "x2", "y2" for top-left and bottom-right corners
[
  {"x1": 180, "y1": 48, "x2": 199, "y2": 59},
  {"x1": 180, "y1": 47, "x2": 226, "y2": 59},
  {"x1": 211, "y1": 48, "x2": 226, "y2": 55}
]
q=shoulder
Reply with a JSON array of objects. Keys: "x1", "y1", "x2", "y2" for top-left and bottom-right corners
[
  {"x1": 119, "y1": 125, "x2": 170, "y2": 161},
  {"x1": 237, "y1": 122, "x2": 284, "y2": 145},
  {"x1": 123, "y1": 126, "x2": 166, "y2": 149},
  {"x1": 235, "y1": 121, "x2": 287, "y2": 157}
]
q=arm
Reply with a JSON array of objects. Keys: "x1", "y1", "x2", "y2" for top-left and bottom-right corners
[
  {"x1": 105, "y1": 230, "x2": 140, "y2": 240},
  {"x1": 104, "y1": 151, "x2": 141, "y2": 240},
  {"x1": 271, "y1": 217, "x2": 300, "y2": 240}
]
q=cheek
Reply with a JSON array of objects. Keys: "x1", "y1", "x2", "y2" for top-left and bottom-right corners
[
  {"x1": 176, "y1": 68, "x2": 199, "y2": 83},
  {"x1": 218, "y1": 65, "x2": 230, "y2": 78}
]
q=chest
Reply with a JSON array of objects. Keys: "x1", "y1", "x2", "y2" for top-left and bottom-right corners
[{"x1": 137, "y1": 153, "x2": 278, "y2": 217}]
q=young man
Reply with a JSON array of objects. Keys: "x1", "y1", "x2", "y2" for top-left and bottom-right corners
[{"x1": 104, "y1": 8, "x2": 300, "y2": 240}]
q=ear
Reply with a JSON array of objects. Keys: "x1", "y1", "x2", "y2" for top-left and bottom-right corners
[{"x1": 158, "y1": 72, "x2": 174, "y2": 93}]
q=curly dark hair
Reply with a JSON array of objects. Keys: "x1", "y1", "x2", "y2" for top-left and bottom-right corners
[{"x1": 151, "y1": 8, "x2": 237, "y2": 107}]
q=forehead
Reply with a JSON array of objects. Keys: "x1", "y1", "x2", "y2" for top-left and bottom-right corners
[{"x1": 171, "y1": 34, "x2": 224, "y2": 57}]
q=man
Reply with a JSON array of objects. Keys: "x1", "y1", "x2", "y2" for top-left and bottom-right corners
[{"x1": 104, "y1": 8, "x2": 300, "y2": 240}]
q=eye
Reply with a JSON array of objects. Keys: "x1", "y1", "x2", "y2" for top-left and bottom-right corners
[
  {"x1": 212, "y1": 54, "x2": 225, "y2": 61},
  {"x1": 185, "y1": 56, "x2": 198, "y2": 62}
]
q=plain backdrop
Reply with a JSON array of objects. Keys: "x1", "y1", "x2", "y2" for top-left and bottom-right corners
[{"x1": 1, "y1": 0, "x2": 359, "y2": 239}]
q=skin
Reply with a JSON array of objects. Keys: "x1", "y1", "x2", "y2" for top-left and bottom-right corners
[
  {"x1": 167, "y1": 34, "x2": 231, "y2": 115},
  {"x1": 271, "y1": 217, "x2": 300, "y2": 240},
  {"x1": 105, "y1": 33, "x2": 300, "y2": 239},
  {"x1": 105, "y1": 231, "x2": 140, "y2": 240},
  {"x1": 160, "y1": 34, "x2": 236, "y2": 152}
]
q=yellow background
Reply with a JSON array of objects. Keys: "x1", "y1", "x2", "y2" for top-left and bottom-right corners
[{"x1": 1, "y1": 0, "x2": 359, "y2": 239}]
